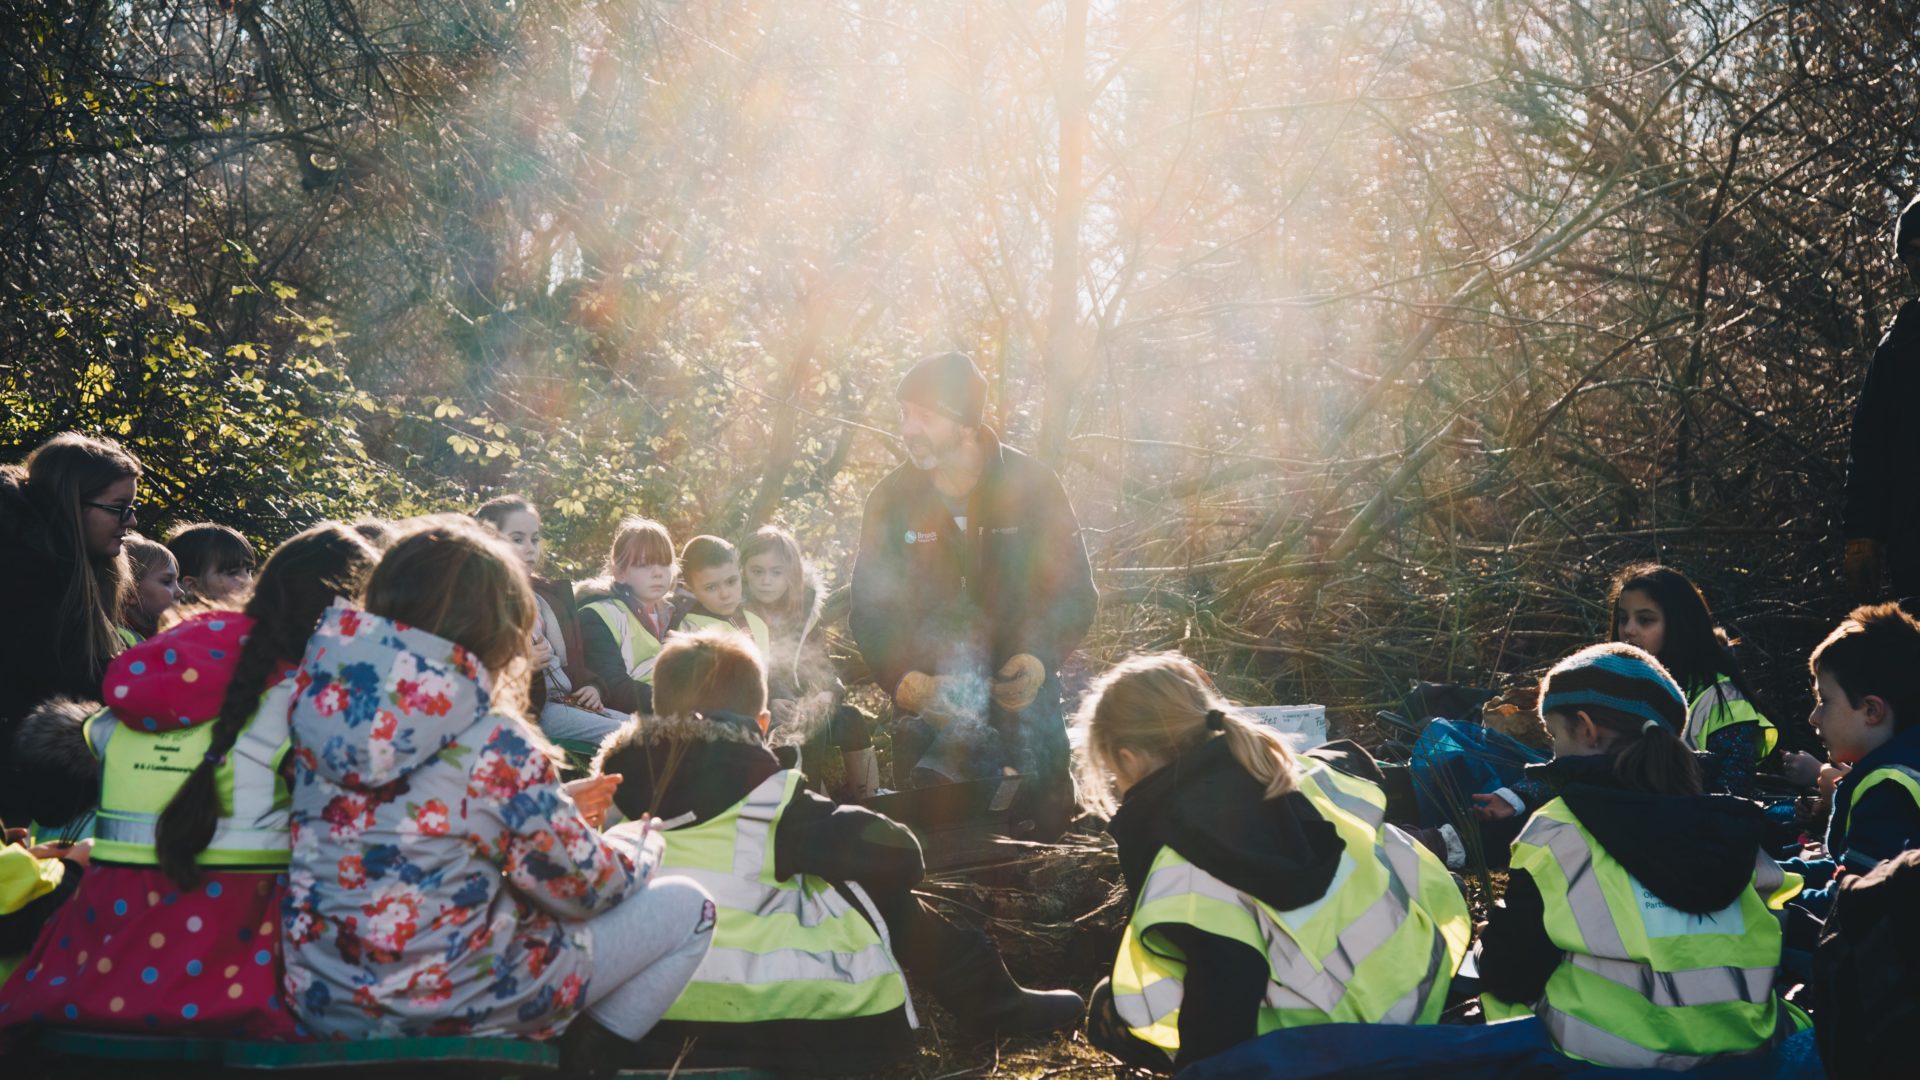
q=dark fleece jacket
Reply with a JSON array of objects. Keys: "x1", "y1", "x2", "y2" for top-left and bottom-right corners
[
  {"x1": 1843, "y1": 298, "x2": 1920, "y2": 593},
  {"x1": 849, "y1": 427, "x2": 1096, "y2": 695},
  {"x1": 0, "y1": 469, "x2": 113, "y2": 827},
  {"x1": 1477, "y1": 758, "x2": 1771, "y2": 1006},
  {"x1": 1105, "y1": 735, "x2": 1350, "y2": 1069},
  {"x1": 594, "y1": 719, "x2": 923, "y2": 1072}
]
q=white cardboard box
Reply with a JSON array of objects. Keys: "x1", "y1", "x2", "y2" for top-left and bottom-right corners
[{"x1": 1245, "y1": 705, "x2": 1329, "y2": 751}]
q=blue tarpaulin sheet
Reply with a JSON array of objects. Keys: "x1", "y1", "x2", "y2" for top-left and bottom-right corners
[{"x1": 1179, "y1": 1019, "x2": 1824, "y2": 1079}]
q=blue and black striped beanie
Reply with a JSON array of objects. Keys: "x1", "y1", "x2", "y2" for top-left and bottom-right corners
[{"x1": 1539, "y1": 643, "x2": 1686, "y2": 732}]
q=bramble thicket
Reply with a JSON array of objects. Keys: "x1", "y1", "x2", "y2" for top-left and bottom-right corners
[{"x1": 6, "y1": 0, "x2": 1916, "y2": 730}]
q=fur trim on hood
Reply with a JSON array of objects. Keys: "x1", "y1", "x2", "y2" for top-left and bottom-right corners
[
  {"x1": 12, "y1": 696, "x2": 105, "y2": 827},
  {"x1": 591, "y1": 711, "x2": 765, "y2": 774}
]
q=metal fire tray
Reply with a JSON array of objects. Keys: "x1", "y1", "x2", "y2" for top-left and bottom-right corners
[{"x1": 862, "y1": 775, "x2": 1026, "y2": 873}]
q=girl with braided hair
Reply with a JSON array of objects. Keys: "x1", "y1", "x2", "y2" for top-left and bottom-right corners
[{"x1": 0, "y1": 522, "x2": 375, "y2": 1038}]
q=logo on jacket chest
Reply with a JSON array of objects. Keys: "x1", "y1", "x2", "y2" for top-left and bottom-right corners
[{"x1": 904, "y1": 529, "x2": 939, "y2": 545}]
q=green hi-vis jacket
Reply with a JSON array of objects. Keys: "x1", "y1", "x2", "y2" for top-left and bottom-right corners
[
  {"x1": 84, "y1": 683, "x2": 292, "y2": 869},
  {"x1": 1110, "y1": 762, "x2": 1470, "y2": 1061},
  {"x1": 1482, "y1": 796, "x2": 1808, "y2": 1068},
  {"x1": 1686, "y1": 674, "x2": 1777, "y2": 759},
  {"x1": 657, "y1": 769, "x2": 910, "y2": 1024}
]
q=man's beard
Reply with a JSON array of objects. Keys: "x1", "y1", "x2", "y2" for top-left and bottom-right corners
[{"x1": 906, "y1": 440, "x2": 941, "y2": 470}]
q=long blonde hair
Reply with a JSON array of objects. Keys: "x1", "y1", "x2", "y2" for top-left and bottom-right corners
[{"x1": 1075, "y1": 652, "x2": 1297, "y2": 817}]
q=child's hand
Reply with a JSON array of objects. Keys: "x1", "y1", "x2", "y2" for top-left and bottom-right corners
[
  {"x1": 1819, "y1": 762, "x2": 1851, "y2": 798},
  {"x1": 1471, "y1": 793, "x2": 1516, "y2": 822},
  {"x1": 530, "y1": 632, "x2": 555, "y2": 670},
  {"x1": 30, "y1": 838, "x2": 90, "y2": 868},
  {"x1": 563, "y1": 774, "x2": 622, "y2": 829},
  {"x1": 605, "y1": 813, "x2": 656, "y2": 844},
  {"x1": 1781, "y1": 751, "x2": 1824, "y2": 789},
  {"x1": 568, "y1": 684, "x2": 605, "y2": 711}
]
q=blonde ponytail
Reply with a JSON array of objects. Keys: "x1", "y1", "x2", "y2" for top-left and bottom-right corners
[{"x1": 1074, "y1": 652, "x2": 1296, "y2": 817}]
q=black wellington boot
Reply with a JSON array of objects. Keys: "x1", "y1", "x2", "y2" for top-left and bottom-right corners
[
  {"x1": 557, "y1": 1011, "x2": 638, "y2": 1080},
  {"x1": 939, "y1": 928, "x2": 1086, "y2": 1038}
]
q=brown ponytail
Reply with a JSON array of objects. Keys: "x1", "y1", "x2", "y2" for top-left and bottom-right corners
[
  {"x1": 1610, "y1": 722, "x2": 1703, "y2": 796},
  {"x1": 155, "y1": 523, "x2": 376, "y2": 888}
]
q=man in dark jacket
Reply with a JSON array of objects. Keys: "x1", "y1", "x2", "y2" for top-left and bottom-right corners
[
  {"x1": 850, "y1": 353, "x2": 1097, "y2": 840},
  {"x1": 1842, "y1": 194, "x2": 1920, "y2": 600}
]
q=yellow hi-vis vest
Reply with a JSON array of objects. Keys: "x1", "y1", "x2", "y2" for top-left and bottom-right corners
[
  {"x1": 1110, "y1": 763, "x2": 1471, "y2": 1061},
  {"x1": 683, "y1": 610, "x2": 772, "y2": 662},
  {"x1": 656, "y1": 770, "x2": 911, "y2": 1024},
  {"x1": 84, "y1": 682, "x2": 294, "y2": 869},
  {"x1": 1481, "y1": 797, "x2": 1808, "y2": 1068},
  {"x1": 1837, "y1": 764, "x2": 1920, "y2": 872},
  {"x1": 581, "y1": 598, "x2": 669, "y2": 685},
  {"x1": 1686, "y1": 675, "x2": 1778, "y2": 759}
]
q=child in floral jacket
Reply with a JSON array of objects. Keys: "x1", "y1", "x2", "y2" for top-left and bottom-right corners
[{"x1": 282, "y1": 516, "x2": 713, "y2": 1055}]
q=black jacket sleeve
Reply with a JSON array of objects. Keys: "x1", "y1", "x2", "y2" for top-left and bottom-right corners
[
  {"x1": 577, "y1": 610, "x2": 652, "y2": 716},
  {"x1": 1477, "y1": 867, "x2": 1562, "y2": 1007},
  {"x1": 1153, "y1": 923, "x2": 1269, "y2": 1070},
  {"x1": 1842, "y1": 781, "x2": 1920, "y2": 872},
  {"x1": 849, "y1": 479, "x2": 914, "y2": 696},
  {"x1": 1008, "y1": 465, "x2": 1097, "y2": 673},
  {"x1": 1843, "y1": 301, "x2": 1920, "y2": 541},
  {"x1": 771, "y1": 788, "x2": 925, "y2": 894}
]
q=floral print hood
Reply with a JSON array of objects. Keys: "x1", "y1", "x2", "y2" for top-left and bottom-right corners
[
  {"x1": 290, "y1": 599, "x2": 494, "y2": 789},
  {"x1": 281, "y1": 602, "x2": 643, "y2": 1039}
]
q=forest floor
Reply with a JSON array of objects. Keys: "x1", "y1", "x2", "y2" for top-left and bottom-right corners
[{"x1": 881, "y1": 829, "x2": 1140, "y2": 1080}]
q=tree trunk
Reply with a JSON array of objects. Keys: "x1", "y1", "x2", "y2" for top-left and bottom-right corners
[{"x1": 1038, "y1": 0, "x2": 1090, "y2": 463}]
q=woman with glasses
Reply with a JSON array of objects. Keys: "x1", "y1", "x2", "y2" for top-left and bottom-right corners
[{"x1": 0, "y1": 432, "x2": 143, "y2": 830}]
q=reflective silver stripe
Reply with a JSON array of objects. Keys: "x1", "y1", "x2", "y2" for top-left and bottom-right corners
[
  {"x1": 845, "y1": 880, "x2": 916, "y2": 1029},
  {"x1": 1378, "y1": 920, "x2": 1450, "y2": 1024},
  {"x1": 1520, "y1": 814, "x2": 1627, "y2": 957},
  {"x1": 1569, "y1": 953, "x2": 1773, "y2": 1008},
  {"x1": 1113, "y1": 977, "x2": 1185, "y2": 1028},
  {"x1": 669, "y1": 866, "x2": 803, "y2": 911},
  {"x1": 94, "y1": 814, "x2": 286, "y2": 853},
  {"x1": 697, "y1": 940, "x2": 900, "y2": 986},
  {"x1": 1253, "y1": 868, "x2": 1411, "y2": 1016},
  {"x1": 1262, "y1": 980, "x2": 1320, "y2": 1012},
  {"x1": 86, "y1": 712, "x2": 118, "y2": 757},
  {"x1": 1543, "y1": 1004, "x2": 1724, "y2": 1070},
  {"x1": 1378, "y1": 824, "x2": 1429, "y2": 898},
  {"x1": 231, "y1": 680, "x2": 294, "y2": 829},
  {"x1": 731, "y1": 772, "x2": 789, "y2": 881},
  {"x1": 1138, "y1": 859, "x2": 1246, "y2": 910},
  {"x1": 1304, "y1": 766, "x2": 1385, "y2": 830}
]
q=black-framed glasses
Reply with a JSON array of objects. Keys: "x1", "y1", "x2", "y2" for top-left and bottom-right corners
[{"x1": 83, "y1": 500, "x2": 140, "y2": 524}]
